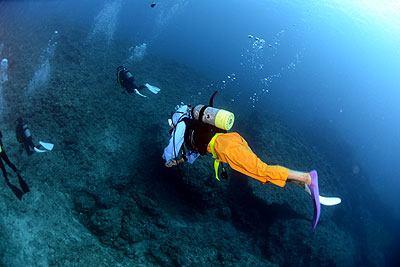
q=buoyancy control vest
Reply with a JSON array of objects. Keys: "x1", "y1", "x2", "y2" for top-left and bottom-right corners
[
  {"x1": 23, "y1": 124, "x2": 31, "y2": 139},
  {"x1": 182, "y1": 117, "x2": 226, "y2": 155},
  {"x1": 16, "y1": 122, "x2": 31, "y2": 143}
]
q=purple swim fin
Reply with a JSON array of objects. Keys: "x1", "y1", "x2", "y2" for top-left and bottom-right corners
[{"x1": 310, "y1": 170, "x2": 321, "y2": 229}]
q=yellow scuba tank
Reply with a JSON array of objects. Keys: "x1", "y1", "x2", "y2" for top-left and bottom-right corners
[{"x1": 192, "y1": 104, "x2": 234, "y2": 131}]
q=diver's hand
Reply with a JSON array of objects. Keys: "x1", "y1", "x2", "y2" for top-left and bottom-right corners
[
  {"x1": 165, "y1": 158, "x2": 185, "y2": 167},
  {"x1": 165, "y1": 159, "x2": 177, "y2": 167}
]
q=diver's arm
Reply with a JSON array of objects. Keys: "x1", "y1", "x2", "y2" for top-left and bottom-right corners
[
  {"x1": 162, "y1": 122, "x2": 186, "y2": 166},
  {"x1": 165, "y1": 158, "x2": 185, "y2": 167},
  {"x1": 166, "y1": 151, "x2": 198, "y2": 166}
]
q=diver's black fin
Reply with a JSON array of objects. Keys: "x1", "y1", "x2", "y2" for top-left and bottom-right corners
[
  {"x1": 18, "y1": 174, "x2": 30, "y2": 194},
  {"x1": 7, "y1": 182, "x2": 23, "y2": 200}
]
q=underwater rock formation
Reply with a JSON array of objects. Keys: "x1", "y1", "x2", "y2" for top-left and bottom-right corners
[{"x1": 0, "y1": 15, "x2": 386, "y2": 267}]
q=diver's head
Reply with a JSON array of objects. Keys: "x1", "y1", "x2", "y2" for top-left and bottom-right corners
[{"x1": 15, "y1": 118, "x2": 23, "y2": 125}]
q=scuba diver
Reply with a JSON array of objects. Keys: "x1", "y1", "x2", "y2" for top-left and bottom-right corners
[
  {"x1": 0, "y1": 130, "x2": 29, "y2": 200},
  {"x1": 162, "y1": 91, "x2": 341, "y2": 230},
  {"x1": 116, "y1": 66, "x2": 161, "y2": 98},
  {"x1": 15, "y1": 118, "x2": 54, "y2": 155}
]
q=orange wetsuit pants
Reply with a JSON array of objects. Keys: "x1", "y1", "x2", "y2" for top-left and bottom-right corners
[{"x1": 207, "y1": 132, "x2": 289, "y2": 187}]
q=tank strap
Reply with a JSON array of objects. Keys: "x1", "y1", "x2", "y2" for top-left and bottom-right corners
[
  {"x1": 209, "y1": 133, "x2": 224, "y2": 181},
  {"x1": 198, "y1": 105, "x2": 209, "y2": 122}
]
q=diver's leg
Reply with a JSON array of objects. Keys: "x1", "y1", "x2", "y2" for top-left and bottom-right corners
[
  {"x1": 17, "y1": 173, "x2": 29, "y2": 194},
  {"x1": 24, "y1": 141, "x2": 33, "y2": 155},
  {"x1": 28, "y1": 137, "x2": 36, "y2": 155},
  {"x1": 1, "y1": 151, "x2": 18, "y2": 173},
  {"x1": 287, "y1": 170, "x2": 311, "y2": 186},
  {"x1": 18, "y1": 143, "x2": 24, "y2": 154},
  {"x1": 211, "y1": 132, "x2": 321, "y2": 228},
  {"x1": 0, "y1": 157, "x2": 23, "y2": 199},
  {"x1": 27, "y1": 136, "x2": 36, "y2": 149},
  {"x1": 211, "y1": 133, "x2": 312, "y2": 188},
  {"x1": 0, "y1": 158, "x2": 8, "y2": 182},
  {"x1": 287, "y1": 178, "x2": 306, "y2": 189},
  {"x1": 24, "y1": 141, "x2": 30, "y2": 154},
  {"x1": 210, "y1": 133, "x2": 289, "y2": 187},
  {"x1": 138, "y1": 85, "x2": 147, "y2": 91}
]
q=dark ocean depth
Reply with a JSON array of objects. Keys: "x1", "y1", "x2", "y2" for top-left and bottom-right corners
[{"x1": 0, "y1": 0, "x2": 399, "y2": 266}]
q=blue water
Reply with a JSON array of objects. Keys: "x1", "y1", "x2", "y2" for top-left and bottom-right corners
[
  {"x1": 148, "y1": 0, "x2": 400, "y2": 215},
  {"x1": 1, "y1": 0, "x2": 399, "y2": 265}
]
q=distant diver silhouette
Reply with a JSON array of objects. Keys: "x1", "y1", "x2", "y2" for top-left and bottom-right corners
[
  {"x1": 0, "y1": 130, "x2": 29, "y2": 200},
  {"x1": 116, "y1": 66, "x2": 161, "y2": 98},
  {"x1": 15, "y1": 118, "x2": 54, "y2": 155}
]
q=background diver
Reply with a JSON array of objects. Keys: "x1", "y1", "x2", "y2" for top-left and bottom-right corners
[
  {"x1": 15, "y1": 118, "x2": 54, "y2": 156},
  {"x1": 116, "y1": 66, "x2": 161, "y2": 97},
  {"x1": 0, "y1": 130, "x2": 29, "y2": 200},
  {"x1": 162, "y1": 92, "x2": 341, "y2": 230}
]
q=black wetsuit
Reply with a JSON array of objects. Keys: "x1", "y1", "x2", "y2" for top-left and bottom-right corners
[
  {"x1": 16, "y1": 121, "x2": 35, "y2": 155},
  {"x1": 0, "y1": 132, "x2": 29, "y2": 199},
  {"x1": 0, "y1": 140, "x2": 19, "y2": 180},
  {"x1": 116, "y1": 67, "x2": 146, "y2": 93}
]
